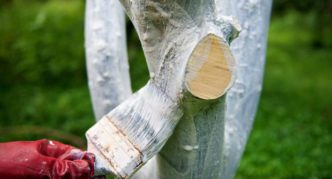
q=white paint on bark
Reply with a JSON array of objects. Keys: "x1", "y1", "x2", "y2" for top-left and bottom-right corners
[
  {"x1": 133, "y1": 1, "x2": 272, "y2": 179},
  {"x1": 217, "y1": 1, "x2": 273, "y2": 178},
  {"x1": 85, "y1": 0, "x2": 272, "y2": 178},
  {"x1": 85, "y1": 0, "x2": 131, "y2": 120}
]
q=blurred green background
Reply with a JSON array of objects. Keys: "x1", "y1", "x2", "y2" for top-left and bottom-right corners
[{"x1": 0, "y1": 0, "x2": 331, "y2": 178}]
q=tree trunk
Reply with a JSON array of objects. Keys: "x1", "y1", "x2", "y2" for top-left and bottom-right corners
[
  {"x1": 85, "y1": 0, "x2": 131, "y2": 120},
  {"x1": 85, "y1": 0, "x2": 272, "y2": 178}
]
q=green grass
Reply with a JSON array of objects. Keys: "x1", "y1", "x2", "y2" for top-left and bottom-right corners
[
  {"x1": 236, "y1": 12, "x2": 332, "y2": 179},
  {"x1": 0, "y1": 0, "x2": 91, "y2": 145},
  {"x1": 0, "y1": 1, "x2": 331, "y2": 178}
]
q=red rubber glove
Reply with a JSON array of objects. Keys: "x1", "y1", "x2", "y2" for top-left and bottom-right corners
[{"x1": 0, "y1": 139, "x2": 96, "y2": 179}]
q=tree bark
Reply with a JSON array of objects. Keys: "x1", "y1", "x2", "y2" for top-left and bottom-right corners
[
  {"x1": 85, "y1": 0, "x2": 131, "y2": 120},
  {"x1": 216, "y1": 1, "x2": 273, "y2": 178},
  {"x1": 85, "y1": 0, "x2": 272, "y2": 178}
]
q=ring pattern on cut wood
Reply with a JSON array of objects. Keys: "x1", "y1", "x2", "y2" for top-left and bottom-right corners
[{"x1": 185, "y1": 34, "x2": 235, "y2": 100}]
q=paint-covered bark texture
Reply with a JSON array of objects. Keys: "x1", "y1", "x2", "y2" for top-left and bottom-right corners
[
  {"x1": 85, "y1": 0, "x2": 131, "y2": 120},
  {"x1": 85, "y1": 0, "x2": 272, "y2": 178}
]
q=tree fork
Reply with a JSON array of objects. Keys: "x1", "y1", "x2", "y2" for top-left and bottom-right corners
[{"x1": 85, "y1": 0, "x2": 272, "y2": 178}]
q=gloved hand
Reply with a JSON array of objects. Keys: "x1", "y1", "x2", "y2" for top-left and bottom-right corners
[{"x1": 0, "y1": 139, "x2": 99, "y2": 179}]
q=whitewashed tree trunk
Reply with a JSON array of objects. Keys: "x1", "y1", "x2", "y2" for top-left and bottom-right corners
[
  {"x1": 85, "y1": 0, "x2": 131, "y2": 120},
  {"x1": 85, "y1": 0, "x2": 272, "y2": 178}
]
